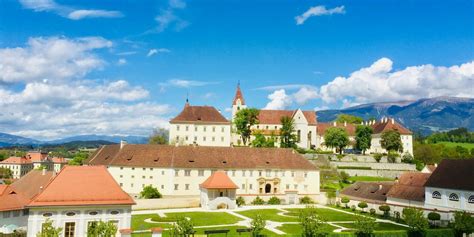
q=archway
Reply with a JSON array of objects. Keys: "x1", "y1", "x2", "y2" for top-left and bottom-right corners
[{"x1": 265, "y1": 183, "x2": 272, "y2": 193}]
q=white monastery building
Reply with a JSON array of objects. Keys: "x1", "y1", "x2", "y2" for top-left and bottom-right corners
[
  {"x1": 0, "y1": 166, "x2": 135, "y2": 236},
  {"x1": 87, "y1": 144, "x2": 320, "y2": 203},
  {"x1": 0, "y1": 151, "x2": 67, "y2": 179},
  {"x1": 169, "y1": 84, "x2": 414, "y2": 155}
]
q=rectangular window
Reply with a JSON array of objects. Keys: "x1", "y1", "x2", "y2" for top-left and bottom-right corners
[
  {"x1": 198, "y1": 170, "x2": 204, "y2": 176},
  {"x1": 294, "y1": 184, "x2": 298, "y2": 189},
  {"x1": 142, "y1": 176, "x2": 145, "y2": 179},
  {"x1": 185, "y1": 136, "x2": 189, "y2": 141},
  {"x1": 23, "y1": 209, "x2": 29, "y2": 216},
  {"x1": 242, "y1": 170, "x2": 246, "y2": 177},
  {"x1": 203, "y1": 127, "x2": 207, "y2": 132},
  {"x1": 232, "y1": 170, "x2": 236, "y2": 176},
  {"x1": 212, "y1": 126, "x2": 216, "y2": 132},
  {"x1": 221, "y1": 127, "x2": 225, "y2": 132},
  {"x1": 185, "y1": 184, "x2": 190, "y2": 190},
  {"x1": 266, "y1": 170, "x2": 271, "y2": 177},
  {"x1": 212, "y1": 137, "x2": 215, "y2": 142},
  {"x1": 65, "y1": 222, "x2": 76, "y2": 237},
  {"x1": 131, "y1": 175, "x2": 135, "y2": 178},
  {"x1": 286, "y1": 184, "x2": 290, "y2": 189},
  {"x1": 195, "y1": 127, "x2": 197, "y2": 132},
  {"x1": 249, "y1": 171, "x2": 253, "y2": 177},
  {"x1": 174, "y1": 184, "x2": 179, "y2": 190},
  {"x1": 194, "y1": 136, "x2": 197, "y2": 141},
  {"x1": 304, "y1": 172, "x2": 308, "y2": 178},
  {"x1": 120, "y1": 183, "x2": 123, "y2": 187},
  {"x1": 143, "y1": 168, "x2": 146, "y2": 171},
  {"x1": 185, "y1": 170, "x2": 191, "y2": 176},
  {"x1": 120, "y1": 175, "x2": 123, "y2": 178},
  {"x1": 162, "y1": 171, "x2": 165, "y2": 175},
  {"x1": 120, "y1": 167, "x2": 123, "y2": 170},
  {"x1": 175, "y1": 170, "x2": 179, "y2": 176},
  {"x1": 221, "y1": 137, "x2": 224, "y2": 142},
  {"x1": 249, "y1": 184, "x2": 253, "y2": 189},
  {"x1": 161, "y1": 185, "x2": 164, "y2": 189},
  {"x1": 12, "y1": 210, "x2": 20, "y2": 217},
  {"x1": 186, "y1": 126, "x2": 189, "y2": 131},
  {"x1": 291, "y1": 172, "x2": 295, "y2": 177},
  {"x1": 242, "y1": 184, "x2": 245, "y2": 189},
  {"x1": 281, "y1": 171, "x2": 285, "y2": 177},
  {"x1": 150, "y1": 176, "x2": 153, "y2": 179},
  {"x1": 150, "y1": 168, "x2": 153, "y2": 171},
  {"x1": 177, "y1": 125, "x2": 180, "y2": 131},
  {"x1": 2, "y1": 211, "x2": 10, "y2": 218},
  {"x1": 203, "y1": 137, "x2": 206, "y2": 141},
  {"x1": 259, "y1": 170, "x2": 262, "y2": 176}
]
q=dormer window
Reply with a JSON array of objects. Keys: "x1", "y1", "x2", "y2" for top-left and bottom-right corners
[
  {"x1": 449, "y1": 193, "x2": 459, "y2": 202},
  {"x1": 432, "y1": 191, "x2": 441, "y2": 199}
]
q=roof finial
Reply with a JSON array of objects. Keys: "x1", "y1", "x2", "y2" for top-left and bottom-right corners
[{"x1": 185, "y1": 92, "x2": 190, "y2": 107}]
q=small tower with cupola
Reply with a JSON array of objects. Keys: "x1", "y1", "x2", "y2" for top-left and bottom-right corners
[{"x1": 232, "y1": 82, "x2": 247, "y2": 120}]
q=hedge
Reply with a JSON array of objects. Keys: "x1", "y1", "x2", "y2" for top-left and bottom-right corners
[
  {"x1": 337, "y1": 166, "x2": 372, "y2": 170},
  {"x1": 325, "y1": 229, "x2": 454, "y2": 237}
]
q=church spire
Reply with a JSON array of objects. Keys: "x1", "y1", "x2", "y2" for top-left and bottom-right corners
[
  {"x1": 232, "y1": 82, "x2": 245, "y2": 106},
  {"x1": 185, "y1": 93, "x2": 190, "y2": 107}
]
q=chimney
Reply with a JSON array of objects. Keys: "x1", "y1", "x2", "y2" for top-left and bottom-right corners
[
  {"x1": 333, "y1": 121, "x2": 337, "y2": 126},
  {"x1": 120, "y1": 140, "x2": 127, "y2": 149},
  {"x1": 391, "y1": 118, "x2": 394, "y2": 124}
]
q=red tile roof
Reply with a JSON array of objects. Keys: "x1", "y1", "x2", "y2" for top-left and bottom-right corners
[
  {"x1": 0, "y1": 156, "x2": 31, "y2": 164},
  {"x1": 170, "y1": 105, "x2": 229, "y2": 124},
  {"x1": 257, "y1": 110, "x2": 317, "y2": 125},
  {"x1": 371, "y1": 120, "x2": 412, "y2": 135},
  {"x1": 317, "y1": 122, "x2": 357, "y2": 136},
  {"x1": 0, "y1": 170, "x2": 54, "y2": 211},
  {"x1": 341, "y1": 182, "x2": 395, "y2": 204},
  {"x1": 387, "y1": 172, "x2": 430, "y2": 202},
  {"x1": 28, "y1": 166, "x2": 135, "y2": 207},
  {"x1": 232, "y1": 85, "x2": 245, "y2": 105},
  {"x1": 87, "y1": 145, "x2": 317, "y2": 171},
  {"x1": 26, "y1": 152, "x2": 48, "y2": 162},
  {"x1": 200, "y1": 171, "x2": 238, "y2": 189}
]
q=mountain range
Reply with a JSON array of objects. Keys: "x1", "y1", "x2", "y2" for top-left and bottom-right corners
[
  {"x1": 317, "y1": 96, "x2": 474, "y2": 135},
  {"x1": 0, "y1": 96, "x2": 472, "y2": 147}
]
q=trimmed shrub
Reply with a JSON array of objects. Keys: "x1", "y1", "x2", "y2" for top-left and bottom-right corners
[
  {"x1": 336, "y1": 201, "x2": 341, "y2": 208},
  {"x1": 358, "y1": 202, "x2": 368, "y2": 212},
  {"x1": 373, "y1": 153, "x2": 383, "y2": 163},
  {"x1": 394, "y1": 211, "x2": 401, "y2": 223},
  {"x1": 369, "y1": 208, "x2": 376, "y2": 216},
  {"x1": 351, "y1": 205, "x2": 356, "y2": 212},
  {"x1": 387, "y1": 151, "x2": 399, "y2": 163},
  {"x1": 300, "y1": 196, "x2": 315, "y2": 204},
  {"x1": 340, "y1": 171, "x2": 350, "y2": 184},
  {"x1": 251, "y1": 196, "x2": 265, "y2": 205},
  {"x1": 427, "y1": 212, "x2": 441, "y2": 228},
  {"x1": 341, "y1": 197, "x2": 350, "y2": 208},
  {"x1": 236, "y1": 196, "x2": 245, "y2": 207},
  {"x1": 267, "y1": 196, "x2": 281, "y2": 205},
  {"x1": 379, "y1": 205, "x2": 391, "y2": 218}
]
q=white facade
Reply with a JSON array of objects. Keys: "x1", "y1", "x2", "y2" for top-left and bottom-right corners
[
  {"x1": 0, "y1": 163, "x2": 33, "y2": 179},
  {"x1": 424, "y1": 186, "x2": 474, "y2": 212},
  {"x1": 200, "y1": 188, "x2": 237, "y2": 210},
  {"x1": 108, "y1": 166, "x2": 320, "y2": 199},
  {"x1": 26, "y1": 205, "x2": 132, "y2": 237},
  {"x1": 169, "y1": 123, "x2": 231, "y2": 147}
]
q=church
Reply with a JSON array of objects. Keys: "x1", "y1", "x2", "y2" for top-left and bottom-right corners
[{"x1": 169, "y1": 84, "x2": 318, "y2": 149}]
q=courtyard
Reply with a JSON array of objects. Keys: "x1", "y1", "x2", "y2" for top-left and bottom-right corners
[{"x1": 130, "y1": 204, "x2": 412, "y2": 236}]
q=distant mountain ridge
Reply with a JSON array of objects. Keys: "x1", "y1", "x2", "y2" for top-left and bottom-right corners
[
  {"x1": 317, "y1": 97, "x2": 474, "y2": 135},
  {"x1": 0, "y1": 133, "x2": 148, "y2": 147}
]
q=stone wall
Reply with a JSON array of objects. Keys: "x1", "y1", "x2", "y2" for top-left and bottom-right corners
[
  {"x1": 133, "y1": 197, "x2": 200, "y2": 210},
  {"x1": 331, "y1": 161, "x2": 416, "y2": 171}
]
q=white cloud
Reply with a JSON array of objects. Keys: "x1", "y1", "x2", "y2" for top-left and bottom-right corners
[
  {"x1": 0, "y1": 80, "x2": 171, "y2": 140},
  {"x1": 148, "y1": 0, "x2": 188, "y2": 34},
  {"x1": 319, "y1": 58, "x2": 474, "y2": 105},
  {"x1": 117, "y1": 58, "x2": 127, "y2": 65},
  {"x1": 0, "y1": 36, "x2": 112, "y2": 83},
  {"x1": 147, "y1": 48, "x2": 171, "y2": 57},
  {"x1": 19, "y1": 0, "x2": 123, "y2": 20},
  {"x1": 0, "y1": 36, "x2": 172, "y2": 140},
  {"x1": 295, "y1": 5, "x2": 345, "y2": 25},
  {"x1": 263, "y1": 89, "x2": 293, "y2": 110},
  {"x1": 67, "y1": 10, "x2": 123, "y2": 20},
  {"x1": 116, "y1": 51, "x2": 137, "y2": 56},
  {"x1": 293, "y1": 87, "x2": 319, "y2": 105}
]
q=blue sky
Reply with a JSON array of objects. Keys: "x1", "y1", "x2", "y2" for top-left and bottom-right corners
[{"x1": 0, "y1": 0, "x2": 473, "y2": 139}]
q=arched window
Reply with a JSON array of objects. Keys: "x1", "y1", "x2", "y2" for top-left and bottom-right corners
[
  {"x1": 449, "y1": 193, "x2": 459, "y2": 202},
  {"x1": 66, "y1": 212, "x2": 76, "y2": 216},
  {"x1": 468, "y1": 195, "x2": 474, "y2": 204},
  {"x1": 42, "y1": 213, "x2": 53, "y2": 217},
  {"x1": 432, "y1": 191, "x2": 441, "y2": 199}
]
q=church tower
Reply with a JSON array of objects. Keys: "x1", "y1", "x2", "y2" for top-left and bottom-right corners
[{"x1": 232, "y1": 82, "x2": 247, "y2": 119}]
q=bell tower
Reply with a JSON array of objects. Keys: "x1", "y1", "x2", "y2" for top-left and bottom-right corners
[{"x1": 232, "y1": 82, "x2": 247, "y2": 119}]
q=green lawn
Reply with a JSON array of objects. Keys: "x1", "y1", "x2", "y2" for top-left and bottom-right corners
[
  {"x1": 132, "y1": 212, "x2": 243, "y2": 230},
  {"x1": 236, "y1": 209, "x2": 298, "y2": 222},
  {"x1": 338, "y1": 222, "x2": 409, "y2": 231},
  {"x1": 284, "y1": 208, "x2": 365, "y2": 221},
  {"x1": 277, "y1": 223, "x2": 337, "y2": 236},
  {"x1": 437, "y1": 142, "x2": 474, "y2": 149},
  {"x1": 132, "y1": 214, "x2": 173, "y2": 231}
]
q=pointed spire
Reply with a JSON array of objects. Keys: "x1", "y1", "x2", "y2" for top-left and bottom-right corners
[
  {"x1": 185, "y1": 92, "x2": 190, "y2": 107},
  {"x1": 232, "y1": 82, "x2": 245, "y2": 105}
]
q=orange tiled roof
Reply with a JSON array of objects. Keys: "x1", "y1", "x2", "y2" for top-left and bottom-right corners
[
  {"x1": 26, "y1": 152, "x2": 48, "y2": 162},
  {"x1": 52, "y1": 157, "x2": 67, "y2": 164},
  {"x1": 371, "y1": 120, "x2": 412, "y2": 135},
  {"x1": 200, "y1": 171, "x2": 238, "y2": 189},
  {"x1": 257, "y1": 110, "x2": 317, "y2": 125},
  {"x1": 317, "y1": 122, "x2": 357, "y2": 136},
  {"x1": 0, "y1": 170, "x2": 54, "y2": 211},
  {"x1": 0, "y1": 156, "x2": 32, "y2": 164},
  {"x1": 27, "y1": 166, "x2": 135, "y2": 207},
  {"x1": 170, "y1": 105, "x2": 229, "y2": 124},
  {"x1": 232, "y1": 85, "x2": 245, "y2": 105}
]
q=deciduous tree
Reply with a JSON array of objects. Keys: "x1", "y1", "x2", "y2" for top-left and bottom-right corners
[
  {"x1": 234, "y1": 108, "x2": 260, "y2": 146},
  {"x1": 324, "y1": 127, "x2": 349, "y2": 154},
  {"x1": 280, "y1": 116, "x2": 297, "y2": 148},
  {"x1": 140, "y1": 185, "x2": 162, "y2": 199},
  {"x1": 381, "y1": 130, "x2": 403, "y2": 153},
  {"x1": 148, "y1": 128, "x2": 169, "y2": 145},
  {"x1": 355, "y1": 125, "x2": 373, "y2": 154}
]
